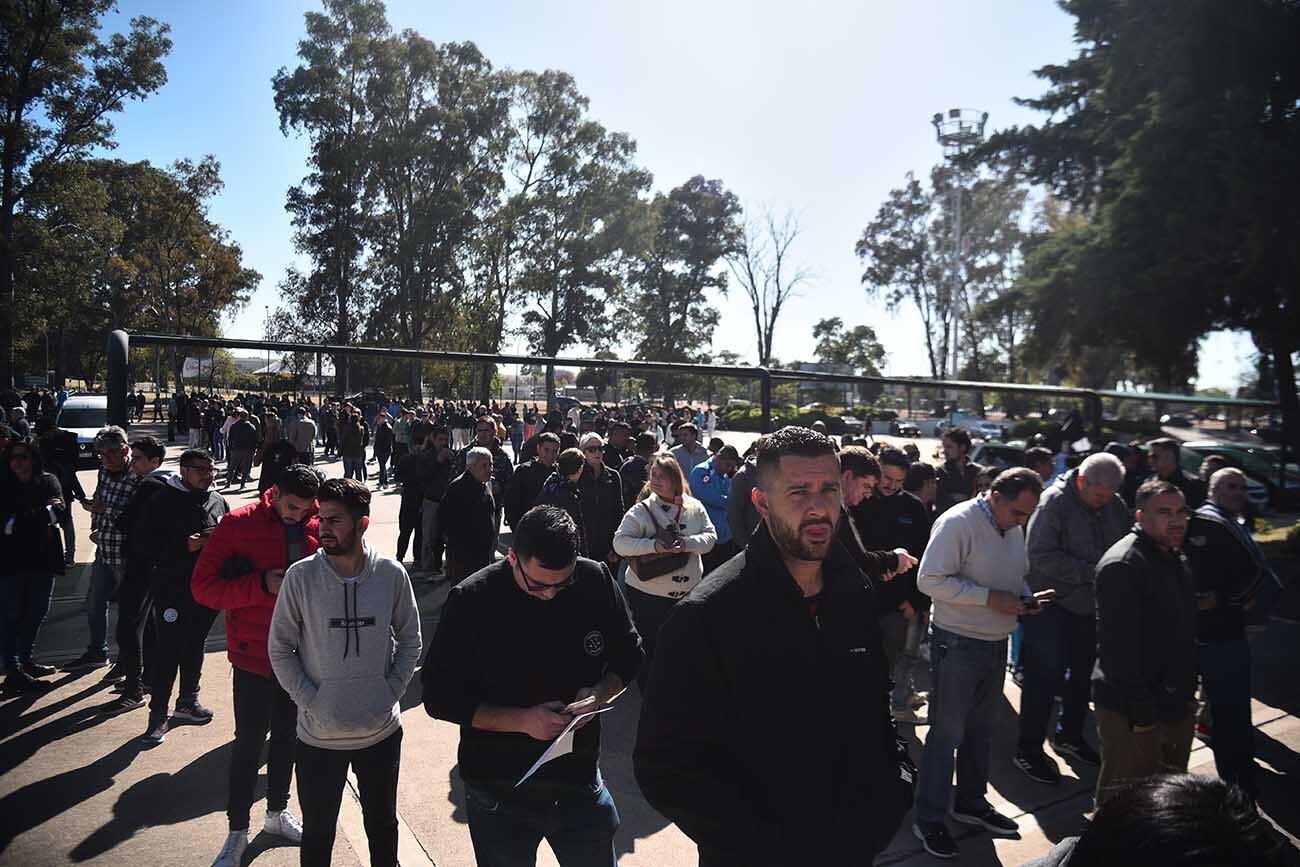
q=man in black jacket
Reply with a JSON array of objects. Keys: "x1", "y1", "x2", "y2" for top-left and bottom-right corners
[
  {"x1": 35, "y1": 416, "x2": 84, "y2": 565},
  {"x1": 1092, "y1": 479, "x2": 1197, "y2": 807},
  {"x1": 617, "y1": 432, "x2": 657, "y2": 511},
  {"x1": 635, "y1": 427, "x2": 914, "y2": 867},
  {"x1": 835, "y1": 446, "x2": 915, "y2": 585},
  {"x1": 935, "y1": 427, "x2": 983, "y2": 515},
  {"x1": 504, "y1": 432, "x2": 560, "y2": 530},
  {"x1": 134, "y1": 449, "x2": 229, "y2": 745},
  {"x1": 417, "y1": 427, "x2": 455, "y2": 574},
  {"x1": 1145, "y1": 438, "x2": 1206, "y2": 508},
  {"x1": 855, "y1": 447, "x2": 933, "y2": 724},
  {"x1": 459, "y1": 415, "x2": 514, "y2": 536},
  {"x1": 1184, "y1": 468, "x2": 1270, "y2": 798},
  {"x1": 441, "y1": 448, "x2": 498, "y2": 584},
  {"x1": 225, "y1": 408, "x2": 259, "y2": 490},
  {"x1": 422, "y1": 506, "x2": 641, "y2": 867},
  {"x1": 577, "y1": 433, "x2": 624, "y2": 569}
]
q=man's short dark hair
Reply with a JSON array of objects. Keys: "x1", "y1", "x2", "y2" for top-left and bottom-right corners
[
  {"x1": 318, "y1": 477, "x2": 371, "y2": 522},
  {"x1": 877, "y1": 447, "x2": 911, "y2": 472},
  {"x1": 676, "y1": 422, "x2": 699, "y2": 437},
  {"x1": 903, "y1": 461, "x2": 936, "y2": 492},
  {"x1": 990, "y1": 466, "x2": 1043, "y2": 500},
  {"x1": 1024, "y1": 446, "x2": 1054, "y2": 469},
  {"x1": 537, "y1": 432, "x2": 561, "y2": 448},
  {"x1": 610, "y1": 421, "x2": 631, "y2": 433},
  {"x1": 755, "y1": 426, "x2": 837, "y2": 487},
  {"x1": 717, "y1": 444, "x2": 741, "y2": 462},
  {"x1": 634, "y1": 431, "x2": 657, "y2": 454},
  {"x1": 556, "y1": 447, "x2": 584, "y2": 476},
  {"x1": 1069, "y1": 774, "x2": 1285, "y2": 867},
  {"x1": 1136, "y1": 478, "x2": 1183, "y2": 510},
  {"x1": 513, "y1": 505, "x2": 581, "y2": 569},
  {"x1": 838, "y1": 445, "x2": 880, "y2": 479},
  {"x1": 131, "y1": 436, "x2": 166, "y2": 463},
  {"x1": 179, "y1": 448, "x2": 213, "y2": 467},
  {"x1": 276, "y1": 464, "x2": 322, "y2": 499},
  {"x1": 941, "y1": 427, "x2": 972, "y2": 451}
]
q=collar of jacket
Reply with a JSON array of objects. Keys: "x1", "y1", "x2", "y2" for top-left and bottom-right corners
[
  {"x1": 744, "y1": 519, "x2": 859, "y2": 606},
  {"x1": 1131, "y1": 526, "x2": 1184, "y2": 562}
]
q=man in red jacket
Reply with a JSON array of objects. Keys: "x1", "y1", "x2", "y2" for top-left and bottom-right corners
[{"x1": 192, "y1": 465, "x2": 321, "y2": 867}]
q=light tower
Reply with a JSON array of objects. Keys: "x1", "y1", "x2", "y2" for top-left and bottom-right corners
[{"x1": 931, "y1": 108, "x2": 988, "y2": 381}]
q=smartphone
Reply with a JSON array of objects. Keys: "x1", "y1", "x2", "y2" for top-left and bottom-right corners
[{"x1": 562, "y1": 696, "x2": 597, "y2": 715}]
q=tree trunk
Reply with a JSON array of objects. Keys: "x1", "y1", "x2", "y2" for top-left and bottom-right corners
[{"x1": 545, "y1": 364, "x2": 556, "y2": 412}]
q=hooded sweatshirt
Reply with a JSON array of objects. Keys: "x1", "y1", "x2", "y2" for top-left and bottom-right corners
[{"x1": 269, "y1": 544, "x2": 422, "y2": 751}]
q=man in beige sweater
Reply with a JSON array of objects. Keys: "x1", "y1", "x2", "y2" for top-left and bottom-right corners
[{"x1": 912, "y1": 467, "x2": 1047, "y2": 860}]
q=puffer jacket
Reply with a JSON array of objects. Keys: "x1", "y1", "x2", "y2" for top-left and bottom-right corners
[
  {"x1": 1025, "y1": 468, "x2": 1132, "y2": 616},
  {"x1": 192, "y1": 488, "x2": 320, "y2": 678}
]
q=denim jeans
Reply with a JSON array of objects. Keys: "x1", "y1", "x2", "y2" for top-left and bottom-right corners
[
  {"x1": 892, "y1": 612, "x2": 926, "y2": 711},
  {"x1": 1, "y1": 572, "x2": 57, "y2": 669},
  {"x1": 86, "y1": 559, "x2": 121, "y2": 656},
  {"x1": 343, "y1": 457, "x2": 367, "y2": 481},
  {"x1": 1017, "y1": 603, "x2": 1095, "y2": 754},
  {"x1": 915, "y1": 626, "x2": 1008, "y2": 823},
  {"x1": 465, "y1": 771, "x2": 619, "y2": 867},
  {"x1": 376, "y1": 453, "x2": 390, "y2": 486},
  {"x1": 1197, "y1": 639, "x2": 1256, "y2": 794},
  {"x1": 212, "y1": 429, "x2": 225, "y2": 461}
]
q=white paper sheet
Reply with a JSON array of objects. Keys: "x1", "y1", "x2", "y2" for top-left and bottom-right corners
[{"x1": 514, "y1": 707, "x2": 613, "y2": 787}]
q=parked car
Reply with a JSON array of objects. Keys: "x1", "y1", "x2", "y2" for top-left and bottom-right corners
[
  {"x1": 55, "y1": 394, "x2": 111, "y2": 467},
  {"x1": 838, "y1": 414, "x2": 865, "y2": 434},
  {"x1": 1180, "y1": 440, "x2": 1300, "y2": 508},
  {"x1": 1177, "y1": 441, "x2": 1273, "y2": 511},
  {"x1": 970, "y1": 442, "x2": 1026, "y2": 471},
  {"x1": 891, "y1": 419, "x2": 921, "y2": 437}
]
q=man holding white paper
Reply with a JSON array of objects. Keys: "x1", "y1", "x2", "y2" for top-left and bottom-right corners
[{"x1": 422, "y1": 505, "x2": 642, "y2": 866}]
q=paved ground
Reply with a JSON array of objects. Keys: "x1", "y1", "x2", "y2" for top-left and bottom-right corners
[{"x1": 3, "y1": 428, "x2": 1297, "y2": 866}]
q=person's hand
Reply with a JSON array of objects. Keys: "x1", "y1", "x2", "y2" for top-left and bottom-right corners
[
  {"x1": 519, "y1": 701, "x2": 571, "y2": 741},
  {"x1": 47, "y1": 498, "x2": 63, "y2": 510},
  {"x1": 89, "y1": 530, "x2": 100, "y2": 545},
  {"x1": 653, "y1": 539, "x2": 673, "y2": 554},
  {"x1": 899, "y1": 600, "x2": 915, "y2": 620},
  {"x1": 1197, "y1": 591, "x2": 1218, "y2": 611},
  {"x1": 186, "y1": 532, "x2": 209, "y2": 553},
  {"x1": 893, "y1": 548, "x2": 918, "y2": 574},
  {"x1": 571, "y1": 687, "x2": 603, "y2": 730},
  {"x1": 986, "y1": 590, "x2": 1028, "y2": 616},
  {"x1": 265, "y1": 568, "x2": 286, "y2": 594}
]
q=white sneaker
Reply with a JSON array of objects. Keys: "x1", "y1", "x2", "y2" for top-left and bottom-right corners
[
  {"x1": 264, "y1": 808, "x2": 303, "y2": 842},
  {"x1": 210, "y1": 830, "x2": 247, "y2": 867}
]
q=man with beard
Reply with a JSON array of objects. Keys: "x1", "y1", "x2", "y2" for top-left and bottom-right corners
[
  {"x1": 934, "y1": 427, "x2": 983, "y2": 515},
  {"x1": 192, "y1": 465, "x2": 321, "y2": 867},
  {"x1": 270, "y1": 478, "x2": 420, "y2": 867},
  {"x1": 635, "y1": 427, "x2": 914, "y2": 866},
  {"x1": 835, "y1": 446, "x2": 918, "y2": 589}
]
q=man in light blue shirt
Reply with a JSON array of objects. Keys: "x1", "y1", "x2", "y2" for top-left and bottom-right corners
[{"x1": 690, "y1": 445, "x2": 741, "y2": 575}]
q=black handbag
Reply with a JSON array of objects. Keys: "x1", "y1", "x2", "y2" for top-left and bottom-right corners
[{"x1": 630, "y1": 501, "x2": 689, "y2": 580}]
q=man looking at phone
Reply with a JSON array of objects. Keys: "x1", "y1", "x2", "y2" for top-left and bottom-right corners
[
  {"x1": 635, "y1": 427, "x2": 915, "y2": 866},
  {"x1": 192, "y1": 465, "x2": 321, "y2": 867},
  {"x1": 1016, "y1": 452, "x2": 1130, "y2": 784},
  {"x1": 913, "y1": 467, "x2": 1046, "y2": 859},
  {"x1": 1092, "y1": 480, "x2": 1197, "y2": 808},
  {"x1": 422, "y1": 505, "x2": 641, "y2": 867},
  {"x1": 133, "y1": 449, "x2": 229, "y2": 745}
]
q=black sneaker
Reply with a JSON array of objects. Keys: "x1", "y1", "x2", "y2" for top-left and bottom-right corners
[
  {"x1": 21, "y1": 659, "x2": 57, "y2": 678},
  {"x1": 1013, "y1": 750, "x2": 1062, "y2": 784},
  {"x1": 101, "y1": 663, "x2": 127, "y2": 683},
  {"x1": 171, "y1": 700, "x2": 214, "y2": 725},
  {"x1": 913, "y1": 821, "x2": 959, "y2": 860},
  {"x1": 951, "y1": 805, "x2": 1020, "y2": 837},
  {"x1": 62, "y1": 652, "x2": 109, "y2": 672},
  {"x1": 140, "y1": 717, "x2": 169, "y2": 746},
  {"x1": 3, "y1": 671, "x2": 50, "y2": 694},
  {"x1": 102, "y1": 690, "x2": 146, "y2": 715},
  {"x1": 1052, "y1": 736, "x2": 1102, "y2": 766}
]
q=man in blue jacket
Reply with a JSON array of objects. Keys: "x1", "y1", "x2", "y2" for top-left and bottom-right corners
[{"x1": 690, "y1": 445, "x2": 741, "y2": 575}]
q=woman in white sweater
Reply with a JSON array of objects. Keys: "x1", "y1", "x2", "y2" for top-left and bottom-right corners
[{"x1": 614, "y1": 454, "x2": 716, "y2": 690}]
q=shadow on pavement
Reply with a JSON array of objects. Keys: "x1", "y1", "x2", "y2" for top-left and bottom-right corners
[
  {"x1": 0, "y1": 689, "x2": 121, "y2": 780},
  {"x1": 0, "y1": 673, "x2": 114, "y2": 742},
  {"x1": 1253, "y1": 620, "x2": 1300, "y2": 718},
  {"x1": 68, "y1": 741, "x2": 234, "y2": 862}
]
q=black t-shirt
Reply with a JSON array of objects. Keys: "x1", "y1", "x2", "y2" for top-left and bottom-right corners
[{"x1": 421, "y1": 558, "x2": 642, "y2": 800}]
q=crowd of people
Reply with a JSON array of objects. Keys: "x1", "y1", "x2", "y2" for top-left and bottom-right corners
[{"x1": 0, "y1": 384, "x2": 1289, "y2": 866}]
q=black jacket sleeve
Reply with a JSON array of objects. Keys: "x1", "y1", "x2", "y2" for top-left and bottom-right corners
[
  {"x1": 421, "y1": 585, "x2": 482, "y2": 725},
  {"x1": 600, "y1": 563, "x2": 642, "y2": 687},
  {"x1": 1094, "y1": 555, "x2": 1154, "y2": 728},
  {"x1": 634, "y1": 599, "x2": 789, "y2": 865}
]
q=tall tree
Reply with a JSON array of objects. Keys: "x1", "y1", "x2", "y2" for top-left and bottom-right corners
[
  {"x1": 510, "y1": 71, "x2": 651, "y2": 404},
  {"x1": 627, "y1": 175, "x2": 741, "y2": 400},
  {"x1": 985, "y1": 0, "x2": 1300, "y2": 434},
  {"x1": 273, "y1": 0, "x2": 389, "y2": 393},
  {"x1": 726, "y1": 208, "x2": 810, "y2": 367},
  {"x1": 0, "y1": 1, "x2": 170, "y2": 388},
  {"x1": 812, "y1": 317, "x2": 886, "y2": 375}
]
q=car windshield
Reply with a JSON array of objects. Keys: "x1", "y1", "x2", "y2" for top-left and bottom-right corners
[{"x1": 58, "y1": 408, "x2": 107, "y2": 429}]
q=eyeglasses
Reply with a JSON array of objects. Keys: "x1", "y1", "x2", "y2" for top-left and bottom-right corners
[
  {"x1": 582, "y1": 446, "x2": 602, "y2": 453},
  {"x1": 515, "y1": 558, "x2": 577, "y2": 594},
  {"x1": 182, "y1": 463, "x2": 215, "y2": 474}
]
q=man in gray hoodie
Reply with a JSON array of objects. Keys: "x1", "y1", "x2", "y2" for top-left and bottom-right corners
[{"x1": 269, "y1": 478, "x2": 421, "y2": 867}]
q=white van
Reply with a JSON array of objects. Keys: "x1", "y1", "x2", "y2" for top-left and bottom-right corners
[{"x1": 55, "y1": 394, "x2": 112, "y2": 466}]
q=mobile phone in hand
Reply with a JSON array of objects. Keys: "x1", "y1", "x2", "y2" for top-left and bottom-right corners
[{"x1": 562, "y1": 696, "x2": 597, "y2": 715}]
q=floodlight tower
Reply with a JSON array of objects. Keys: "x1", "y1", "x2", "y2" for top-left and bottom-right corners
[{"x1": 931, "y1": 108, "x2": 988, "y2": 381}]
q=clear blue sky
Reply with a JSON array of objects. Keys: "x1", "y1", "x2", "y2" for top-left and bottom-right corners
[{"x1": 98, "y1": 0, "x2": 1250, "y2": 390}]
